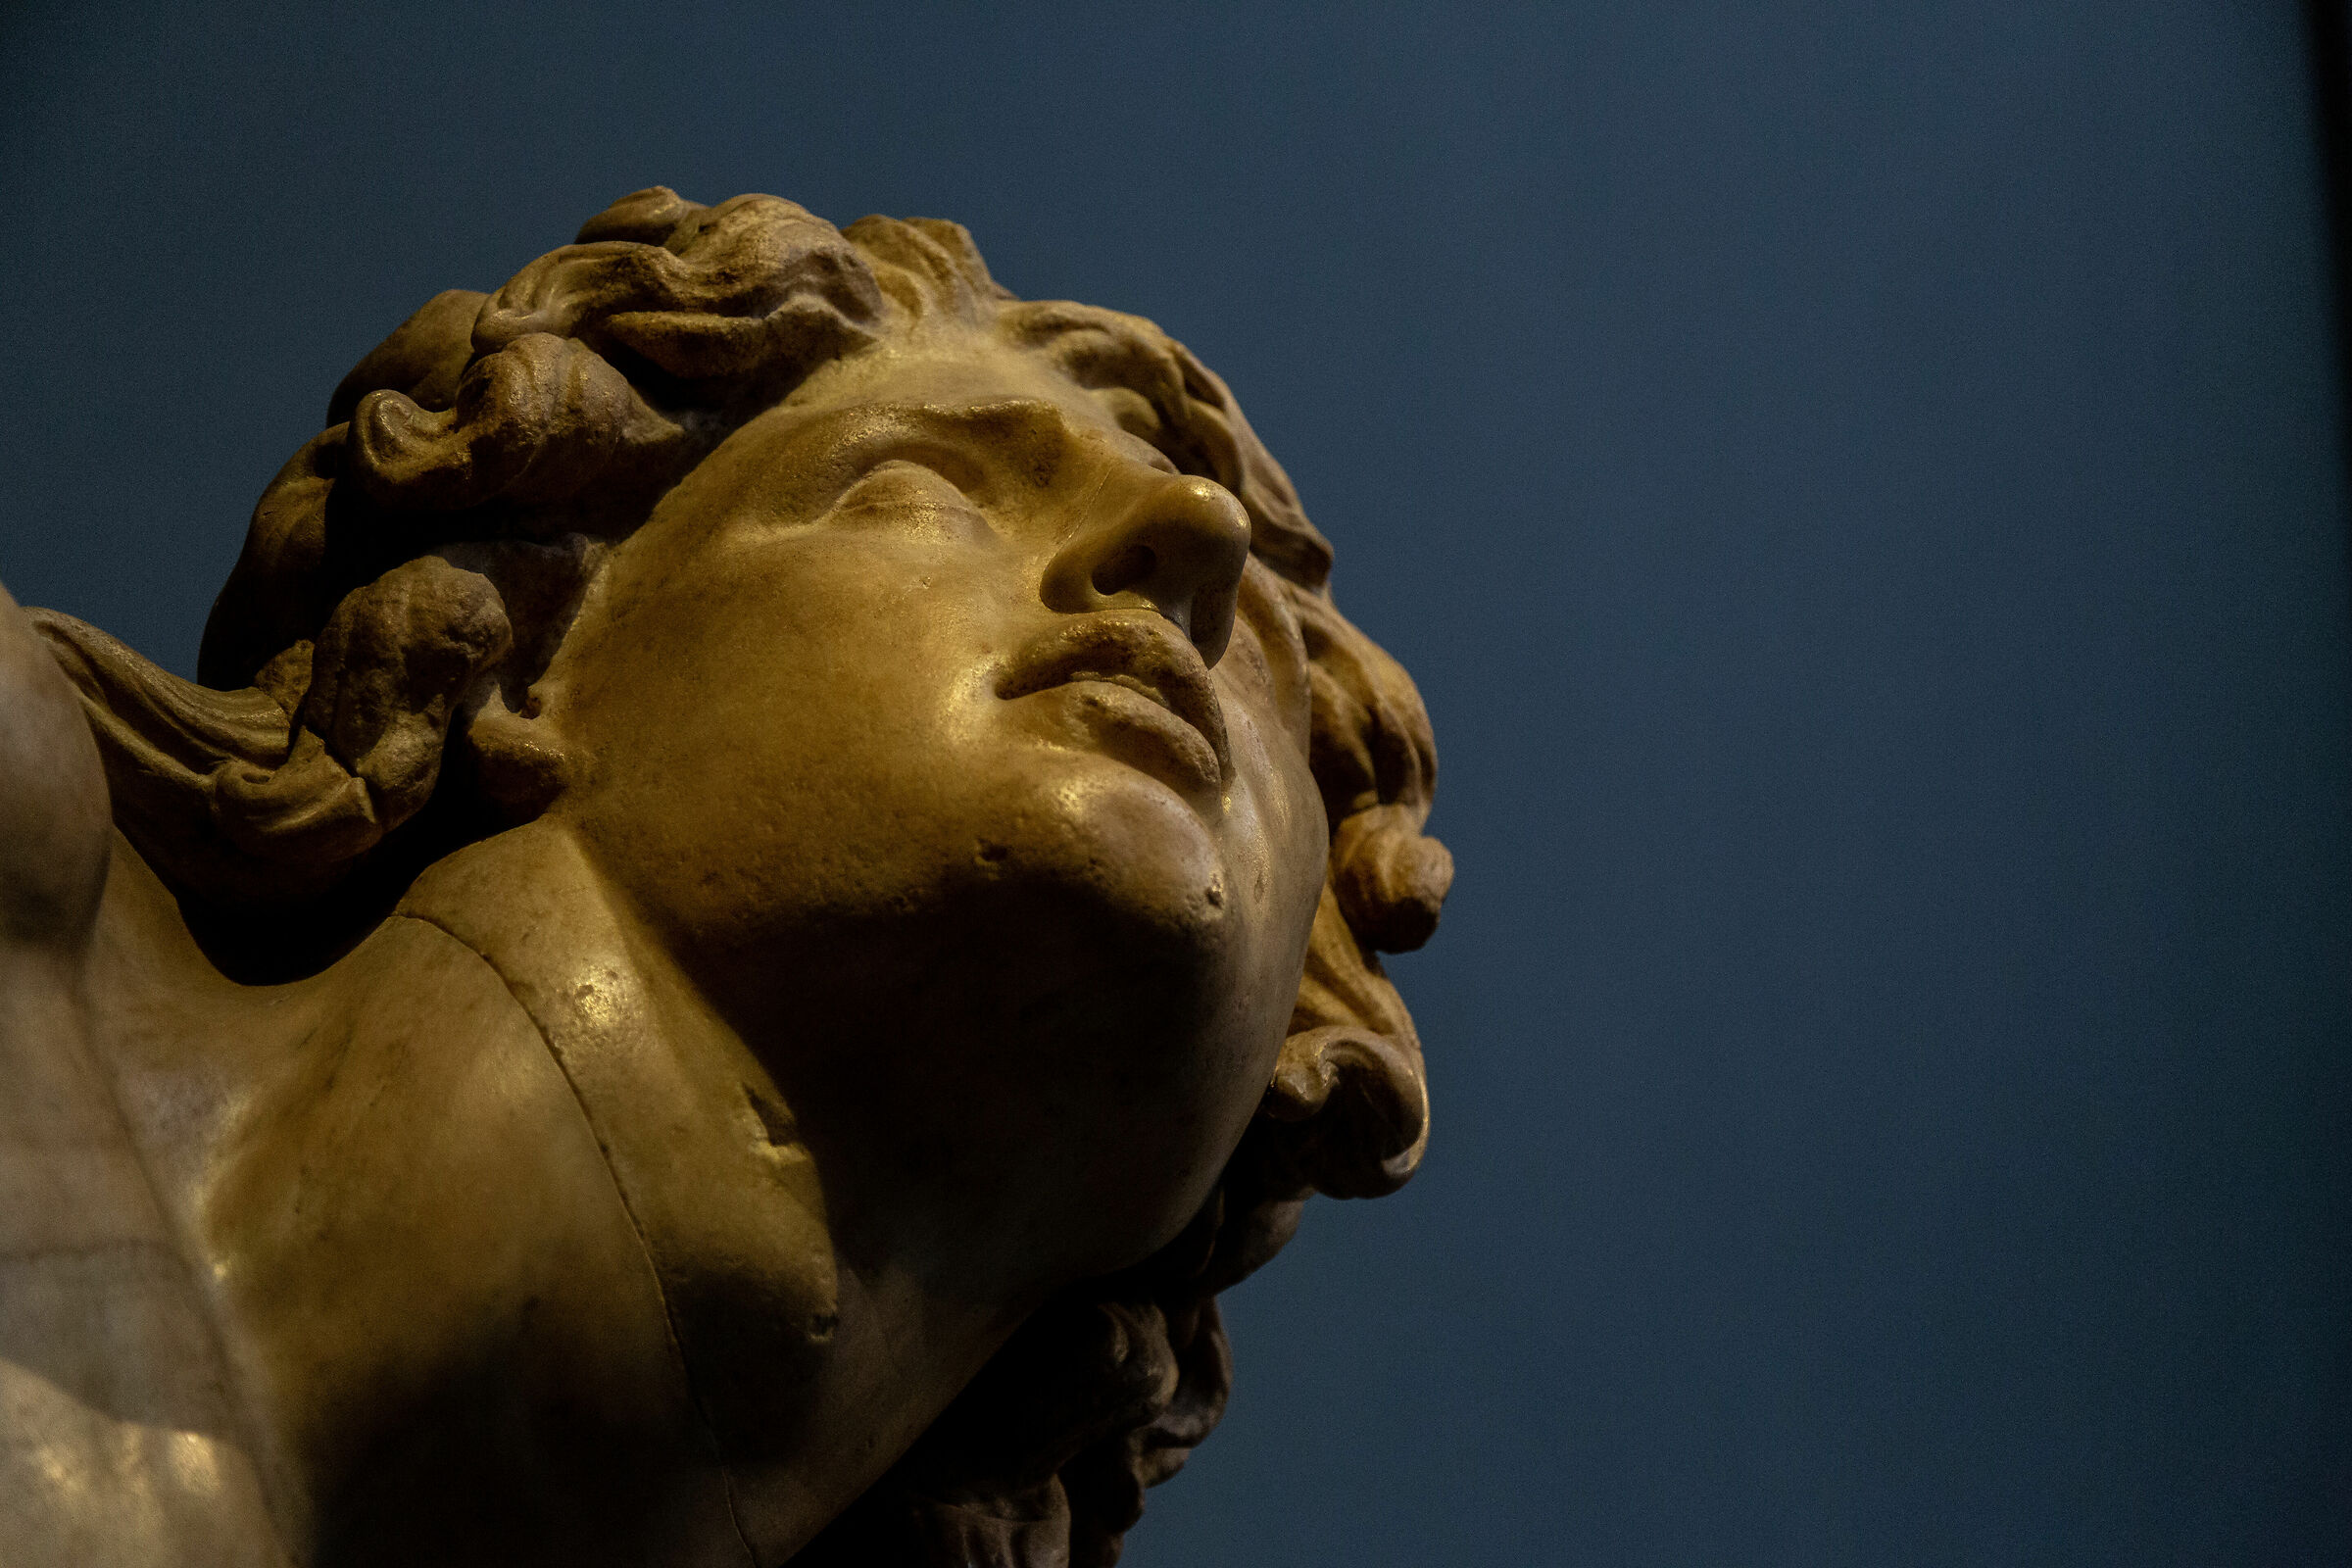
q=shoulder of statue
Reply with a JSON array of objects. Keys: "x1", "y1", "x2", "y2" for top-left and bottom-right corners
[
  {"x1": 0, "y1": 586, "x2": 295, "y2": 1566},
  {"x1": 0, "y1": 581, "x2": 110, "y2": 958}
]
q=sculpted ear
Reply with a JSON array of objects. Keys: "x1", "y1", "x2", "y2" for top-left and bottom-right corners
[
  {"x1": 433, "y1": 534, "x2": 600, "y2": 824},
  {"x1": 461, "y1": 685, "x2": 569, "y2": 821}
]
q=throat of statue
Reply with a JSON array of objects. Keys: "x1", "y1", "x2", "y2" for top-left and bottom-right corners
[{"x1": 80, "y1": 819, "x2": 1017, "y2": 1566}]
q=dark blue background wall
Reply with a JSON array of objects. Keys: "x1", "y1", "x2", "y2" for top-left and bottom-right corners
[{"x1": 4, "y1": 3, "x2": 2345, "y2": 1562}]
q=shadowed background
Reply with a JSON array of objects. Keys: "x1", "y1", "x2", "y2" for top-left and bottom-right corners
[{"x1": 3, "y1": 2, "x2": 2347, "y2": 1562}]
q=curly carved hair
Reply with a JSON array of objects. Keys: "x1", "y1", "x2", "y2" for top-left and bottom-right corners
[{"x1": 34, "y1": 187, "x2": 1450, "y2": 1567}]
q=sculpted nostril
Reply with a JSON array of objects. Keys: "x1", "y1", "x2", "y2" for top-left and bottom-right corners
[
  {"x1": 1039, "y1": 465, "x2": 1250, "y2": 662},
  {"x1": 1091, "y1": 543, "x2": 1156, "y2": 598}
]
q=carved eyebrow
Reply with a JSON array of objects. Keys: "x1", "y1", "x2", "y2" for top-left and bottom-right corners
[
  {"x1": 813, "y1": 397, "x2": 1177, "y2": 486},
  {"x1": 787, "y1": 399, "x2": 1065, "y2": 490},
  {"x1": 913, "y1": 397, "x2": 1068, "y2": 442}
]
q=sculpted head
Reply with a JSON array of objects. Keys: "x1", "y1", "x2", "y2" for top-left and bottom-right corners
[{"x1": 35, "y1": 189, "x2": 1449, "y2": 1562}]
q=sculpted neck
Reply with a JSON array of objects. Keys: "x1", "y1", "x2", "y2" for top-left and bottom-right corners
[
  {"x1": 399, "y1": 817, "x2": 1041, "y2": 1556},
  {"x1": 81, "y1": 820, "x2": 1031, "y2": 1564},
  {"x1": 398, "y1": 815, "x2": 850, "y2": 1406}
]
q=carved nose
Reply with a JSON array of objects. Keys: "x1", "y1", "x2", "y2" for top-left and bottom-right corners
[{"x1": 1042, "y1": 472, "x2": 1252, "y2": 664}]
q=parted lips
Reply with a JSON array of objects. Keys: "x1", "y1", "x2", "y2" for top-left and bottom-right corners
[{"x1": 995, "y1": 611, "x2": 1233, "y2": 783}]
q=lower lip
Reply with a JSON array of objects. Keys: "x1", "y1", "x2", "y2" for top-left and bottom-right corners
[{"x1": 1031, "y1": 679, "x2": 1223, "y2": 796}]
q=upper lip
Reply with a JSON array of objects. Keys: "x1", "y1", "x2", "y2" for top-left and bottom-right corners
[{"x1": 996, "y1": 612, "x2": 1232, "y2": 780}]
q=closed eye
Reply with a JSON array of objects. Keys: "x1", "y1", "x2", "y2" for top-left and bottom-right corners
[{"x1": 825, "y1": 459, "x2": 993, "y2": 540}]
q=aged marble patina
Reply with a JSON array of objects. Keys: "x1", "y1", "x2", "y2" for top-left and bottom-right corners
[{"x1": 0, "y1": 188, "x2": 1450, "y2": 1566}]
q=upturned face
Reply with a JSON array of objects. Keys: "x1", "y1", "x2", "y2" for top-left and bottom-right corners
[{"x1": 537, "y1": 330, "x2": 1329, "y2": 1290}]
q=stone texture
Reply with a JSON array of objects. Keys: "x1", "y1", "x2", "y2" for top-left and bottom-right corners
[{"x1": 0, "y1": 188, "x2": 1449, "y2": 1566}]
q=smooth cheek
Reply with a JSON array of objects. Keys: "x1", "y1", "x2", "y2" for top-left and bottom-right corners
[
  {"x1": 1212, "y1": 612, "x2": 1324, "y2": 960},
  {"x1": 555, "y1": 535, "x2": 1006, "y2": 947},
  {"x1": 1201, "y1": 692, "x2": 1329, "y2": 1130},
  {"x1": 1222, "y1": 702, "x2": 1325, "y2": 938},
  {"x1": 1084, "y1": 728, "x2": 1324, "y2": 1259}
]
